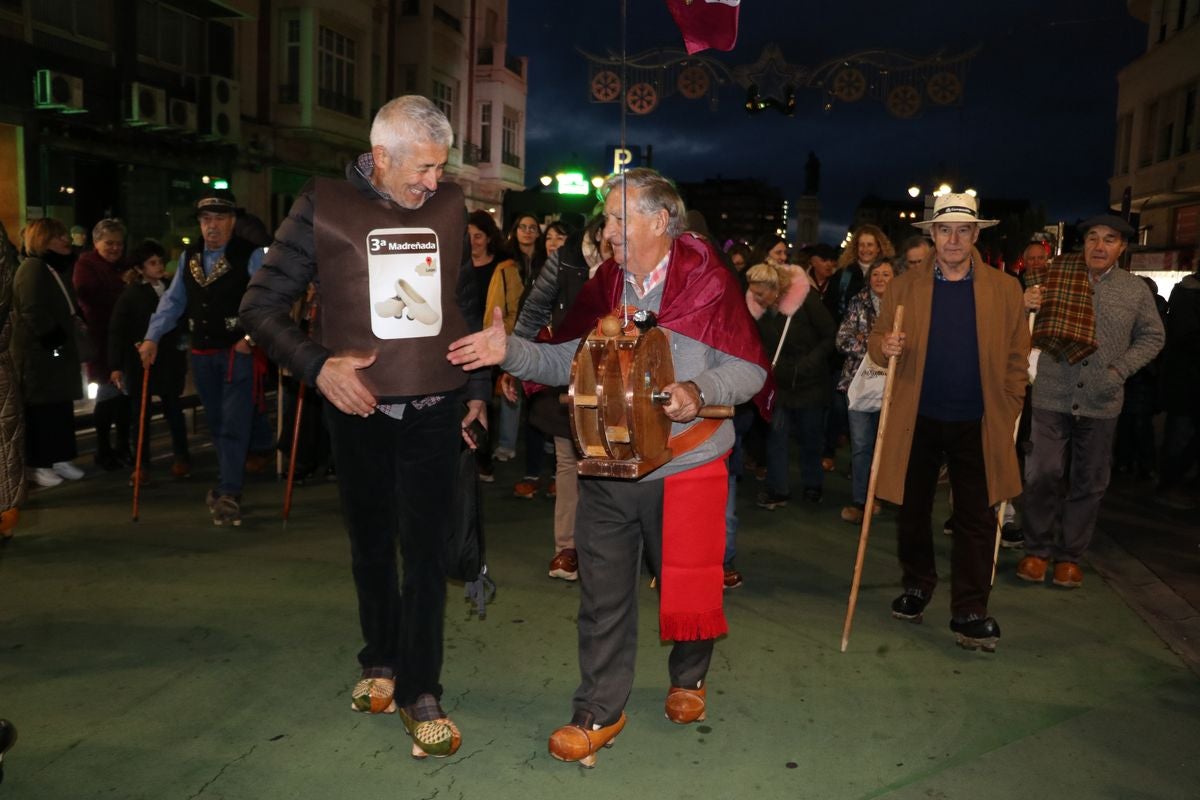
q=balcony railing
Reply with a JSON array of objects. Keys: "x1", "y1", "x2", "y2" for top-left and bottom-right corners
[
  {"x1": 502, "y1": 151, "x2": 520, "y2": 169},
  {"x1": 318, "y1": 88, "x2": 363, "y2": 118}
]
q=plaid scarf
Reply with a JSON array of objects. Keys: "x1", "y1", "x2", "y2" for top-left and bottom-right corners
[{"x1": 1028, "y1": 253, "x2": 1097, "y2": 365}]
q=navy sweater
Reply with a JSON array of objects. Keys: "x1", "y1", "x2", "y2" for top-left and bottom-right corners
[{"x1": 918, "y1": 279, "x2": 983, "y2": 421}]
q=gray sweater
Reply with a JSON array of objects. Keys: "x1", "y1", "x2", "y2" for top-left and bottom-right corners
[
  {"x1": 502, "y1": 278, "x2": 766, "y2": 480},
  {"x1": 1032, "y1": 265, "x2": 1164, "y2": 419}
]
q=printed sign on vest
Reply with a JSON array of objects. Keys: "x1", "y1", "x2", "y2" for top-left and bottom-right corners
[{"x1": 367, "y1": 227, "x2": 443, "y2": 339}]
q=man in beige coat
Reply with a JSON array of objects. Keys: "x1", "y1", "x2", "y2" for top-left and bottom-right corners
[{"x1": 868, "y1": 193, "x2": 1029, "y2": 651}]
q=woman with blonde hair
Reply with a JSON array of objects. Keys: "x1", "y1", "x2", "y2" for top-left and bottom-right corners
[{"x1": 746, "y1": 262, "x2": 838, "y2": 509}]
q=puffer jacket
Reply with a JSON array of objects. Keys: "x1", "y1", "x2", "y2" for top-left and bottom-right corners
[
  {"x1": 12, "y1": 253, "x2": 85, "y2": 405},
  {"x1": 0, "y1": 222, "x2": 26, "y2": 512},
  {"x1": 1160, "y1": 273, "x2": 1200, "y2": 414}
]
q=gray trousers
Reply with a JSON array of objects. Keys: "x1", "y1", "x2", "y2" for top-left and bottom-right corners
[
  {"x1": 573, "y1": 476, "x2": 714, "y2": 727},
  {"x1": 1023, "y1": 408, "x2": 1119, "y2": 562}
]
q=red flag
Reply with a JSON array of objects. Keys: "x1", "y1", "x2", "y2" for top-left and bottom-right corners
[{"x1": 665, "y1": 0, "x2": 740, "y2": 54}]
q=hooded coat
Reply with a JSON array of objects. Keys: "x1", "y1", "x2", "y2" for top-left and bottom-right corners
[{"x1": 747, "y1": 273, "x2": 836, "y2": 409}]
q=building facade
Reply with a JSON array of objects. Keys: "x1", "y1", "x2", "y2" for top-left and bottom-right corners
[
  {"x1": 0, "y1": 0, "x2": 525, "y2": 248},
  {"x1": 1111, "y1": 0, "x2": 1200, "y2": 266}
]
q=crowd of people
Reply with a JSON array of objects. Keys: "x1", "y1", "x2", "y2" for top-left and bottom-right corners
[{"x1": 1, "y1": 94, "x2": 1197, "y2": 768}]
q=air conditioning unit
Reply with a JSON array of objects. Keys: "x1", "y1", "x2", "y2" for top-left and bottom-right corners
[
  {"x1": 199, "y1": 76, "x2": 241, "y2": 141},
  {"x1": 33, "y1": 69, "x2": 85, "y2": 114},
  {"x1": 125, "y1": 82, "x2": 167, "y2": 128},
  {"x1": 166, "y1": 98, "x2": 198, "y2": 133}
]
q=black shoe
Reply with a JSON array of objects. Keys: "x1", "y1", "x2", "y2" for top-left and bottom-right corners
[
  {"x1": 891, "y1": 590, "x2": 930, "y2": 622},
  {"x1": 756, "y1": 491, "x2": 790, "y2": 510},
  {"x1": 802, "y1": 487, "x2": 823, "y2": 504},
  {"x1": 94, "y1": 452, "x2": 122, "y2": 472},
  {"x1": 0, "y1": 718, "x2": 15, "y2": 785},
  {"x1": 113, "y1": 448, "x2": 135, "y2": 468},
  {"x1": 1000, "y1": 523, "x2": 1024, "y2": 549},
  {"x1": 950, "y1": 615, "x2": 1001, "y2": 652}
]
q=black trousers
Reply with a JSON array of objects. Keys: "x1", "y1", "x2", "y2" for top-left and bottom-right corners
[
  {"x1": 573, "y1": 476, "x2": 714, "y2": 726},
  {"x1": 24, "y1": 401, "x2": 77, "y2": 467},
  {"x1": 324, "y1": 393, "x2": 461, "y2": 706},
  {"x1": 896, "y1": 415, "x2": 995, "y2": 619}
]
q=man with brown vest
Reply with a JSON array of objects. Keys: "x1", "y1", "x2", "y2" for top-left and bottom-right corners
[{"x1": 240, "y1": 95, "x2": 488, "y2": 760}]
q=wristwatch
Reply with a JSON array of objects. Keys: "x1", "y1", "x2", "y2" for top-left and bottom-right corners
[{"x1": 685, "y1": 380, "x2": 706, "y2": 408}]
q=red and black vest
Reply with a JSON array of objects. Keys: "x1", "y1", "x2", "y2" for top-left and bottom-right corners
[
  {"x1": 312, "y1": 178, "x2": 467, "y2": 398},
  {"x1": 183, "y1": 236, "x2": 257, "y2": 349}
]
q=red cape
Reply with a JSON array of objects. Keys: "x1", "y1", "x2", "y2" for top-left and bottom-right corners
[{"x1": 551, "y1": 233, "x2": 774, "y2": 418}]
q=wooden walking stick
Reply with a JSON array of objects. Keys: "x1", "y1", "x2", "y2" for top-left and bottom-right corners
[
  {"x1": 132, "y1": 365, "x2": 151, "y2": 522},
  {"x1": 990, "y1": 312, "x2": 1038, "y2": 584},
  {"x1": 275, "y1": 365, "x2": 284, "y2": 479},
  {"x1": 841, "y1": 306, "x2": 905, "y2": 653},
  {"x1": 281, "y1": 382, "x2": 306, "y2": 524}
]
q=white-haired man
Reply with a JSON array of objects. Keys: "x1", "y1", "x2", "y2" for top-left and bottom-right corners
[
  {"x1": 868, "y1": 193, "x2": 1029, "y2": 652},
  {"x1": 448, "y1": 168, "x2": 767, "y2": 767},
  {"x1": 241, "y1": 95, "x2": 489, "y2": 759}
]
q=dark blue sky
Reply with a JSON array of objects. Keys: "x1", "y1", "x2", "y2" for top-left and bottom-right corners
[{"x1": 508, "y1": 0, "x2": 1147, "y2": 241}]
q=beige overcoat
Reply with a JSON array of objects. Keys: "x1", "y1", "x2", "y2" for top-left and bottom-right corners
[{"x1": 867, "y1": 263, "x2": 1029, "y2": 506}]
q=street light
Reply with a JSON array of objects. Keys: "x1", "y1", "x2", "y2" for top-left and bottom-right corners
[
  {"x1": 965, "y1": 188, "x2": 977, "y2": 198},
  {"x1": 590, "y1": 176, "x2": 604, "y2": 188},
  {"x1": 907, "y1": 186, "x2": 921, "y2": 198},
  {"x1": 936, "y1": 183, "x2": 952, "y2": 197},
  {"x1": 539, "y1": 175, "x2": 553, "y2": 187}
]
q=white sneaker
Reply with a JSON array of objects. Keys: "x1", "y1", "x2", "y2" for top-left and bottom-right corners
[
  {"x1": 31, "y1": 467, "x2": 64, "y2": 487},
  {"x1": 52, "y1": 461, "x2": 84, "y2": 480}
]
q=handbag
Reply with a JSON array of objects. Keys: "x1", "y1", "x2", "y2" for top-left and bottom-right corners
[
  {"x1": 45, "y1": 264, "x2": 97, "y2": 362},
  {"x1": 847, "y1": 354, "x2": 886, "y2": 412}
]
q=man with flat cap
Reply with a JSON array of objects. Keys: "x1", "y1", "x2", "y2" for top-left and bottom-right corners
[
  {"x1": 140, "y1": 188, "x2": 265, "y2": 526},
  {"x1": 1017, "y1": 214, "x2": 1163, "y2": 589}
]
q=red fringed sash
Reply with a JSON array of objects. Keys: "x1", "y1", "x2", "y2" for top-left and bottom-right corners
[{"x1": 659, "y1": 454, "x2": 729, "y2": 642}]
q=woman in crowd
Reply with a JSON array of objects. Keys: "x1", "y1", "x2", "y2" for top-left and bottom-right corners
[
  {"x1": 835, "y1": 259, "x2": 896, "y2": 523},
  {"x1": 726, "y1": 242, "x2": 753, "y2": 274},
  {"x1": 543, "y1": 221, "x2": 570, "y2": 258},
  {"x1": 12, "y1": 218, "x2": 85, "y2": 488},
  {"x1": 751, "y1": 234, "x2": 790, "y2": 268},
  {"x1": 73, "y1": 218, "x2": 132, "y2": 470},
  {"x1": 0, "y1": 221, "x2": 25, "y2": 537},
  {"x1": 487, "y1": 214, "x2": 548, "y2": 490},
  {"x1": 108, "y1": 240, "x2": 191, "y2": 484},
  {"x1": 746, "y1": 262, "x2": 837, "y2": 509},
  {"x1": 466, "y1": 210, "x2": 512, "y2": 482}
]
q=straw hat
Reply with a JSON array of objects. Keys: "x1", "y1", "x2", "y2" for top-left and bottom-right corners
[{"x1": 914, "y1": 192, "x2": 998, "y2": 230}]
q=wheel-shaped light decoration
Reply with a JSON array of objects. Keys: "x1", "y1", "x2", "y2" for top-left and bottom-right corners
[
  {"x1": 677, "y1": 65, "x2": 710, "y2": 99},
  {"x1": 626, "y1": 82, "x2": 659, "y2": 115},
  {"x1": 887, "y1": 84, "x2": 921, "y2": 118},
  {"x1": 591, "y1": 70, "x2": 621, "y2": 102},
  {"x1": 832, "y1": 67, "x2": 866, "y2": 102},
  {"x1": 926, "y1": 71, "x2": 961, "y2": 105}
]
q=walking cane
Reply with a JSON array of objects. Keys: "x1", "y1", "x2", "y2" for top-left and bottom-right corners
[
  {"x1": 841, "y1": 306, "x2": 905, "y2": 653},
  {"x1": 990, "y1": 312, "x2": 1038, "y2": 584},
  {"x1": 282, "y1": 382, "x2": 306, "y2": 524},
  {"x1": 132, "y1": 365, "x2": 151, "y2": 522},
  {"x1": 275, "y1": 366, "x2": 284, "y2": 479}
]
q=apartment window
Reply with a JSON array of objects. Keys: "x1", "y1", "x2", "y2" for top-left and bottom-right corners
[
  {"x1": 1180, "y1": 87, "x2": 1197, "y2": 155},
  {"x1": 136, "y1": 1, "x2": 206, "y2": 73},
  {"x1": 400, "y1": 0, "x2": 419, "y2": 15},
  {"x1": 1115, "y1": 113, "x2": 1133, "y2": 176},
  {"x1": 479, "y1": 102, "x2": 492, "y2": 162},
  {"x1": 433, "y1": 78, "x2": 455, "y2": 126},
  {"x1": 398, "y1": 64, "x2": 417, "y2": 93},
  {"x1": 1140, "y1": 101, "x2": 1159, "y2": 166},
  {"x1": 318, "y1": 25, "x2": 361, "y2": 117},
  {"x1": 34, "y1": 0, "x2": 112, "y2": 44},
  {"x1": 502, "y1": 108, "x2": 520, "y2": 168},
  {"x1": 433, "y1": 4, "x2": 461, "y2": 32},
  {"x1": 1157, "y1": 92, "x2": 1177, "y2": 162},
  {"x1": 279, "y1": 18, "x2": 301, "y2": 103}
]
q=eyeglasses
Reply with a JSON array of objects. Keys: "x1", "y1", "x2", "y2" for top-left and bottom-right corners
[{"x1": 517, "y1": 224, "x2": 539, "y2": 233}]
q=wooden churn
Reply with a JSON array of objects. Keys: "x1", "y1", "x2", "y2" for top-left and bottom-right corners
[{"x1": 565, "y1": 312, "x2": 732, "y2": 479}]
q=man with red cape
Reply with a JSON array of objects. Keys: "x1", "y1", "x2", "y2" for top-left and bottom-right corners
[{"x1": 449, "y1": 168, "x2": 768, "y2": 767}]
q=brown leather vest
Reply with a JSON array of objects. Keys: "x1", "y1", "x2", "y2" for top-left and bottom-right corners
[{"x1": 313, "y1": 177, "x2": 467, "y2": 398}]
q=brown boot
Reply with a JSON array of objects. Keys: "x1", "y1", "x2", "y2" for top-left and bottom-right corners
[
  {"x1": 665, "y1": 683, "x2": 707, "y2": 724},
  {"x1": 1016, "y1": 555, "x2": 1048, "y2": 583}
]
